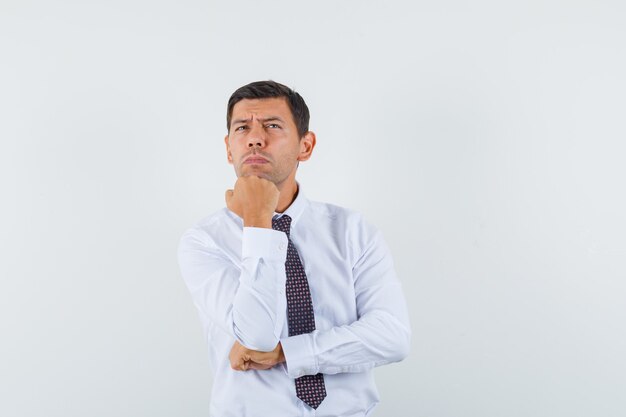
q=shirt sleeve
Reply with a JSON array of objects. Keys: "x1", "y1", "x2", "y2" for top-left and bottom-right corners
[
  {"x1": 178, "y1": 225, "x2": 289, "y2": 352},
  {"x1": 280, "y1": 226, "x2": 411, "y2": 377}
]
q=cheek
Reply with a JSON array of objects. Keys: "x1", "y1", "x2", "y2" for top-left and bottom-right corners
[{"x1": 228, "y1": 144, "x2": 244, "y2": 160}]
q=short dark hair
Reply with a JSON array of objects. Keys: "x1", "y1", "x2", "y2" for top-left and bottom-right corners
[{"x1": 226, "y1": 80, "x2": 310, "y2": 138}]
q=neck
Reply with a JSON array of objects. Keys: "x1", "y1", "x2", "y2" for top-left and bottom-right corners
[{"x1": 275, "y1": 179, "x2": 298, "y2": 213}]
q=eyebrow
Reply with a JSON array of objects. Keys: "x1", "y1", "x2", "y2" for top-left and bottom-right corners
[{"x1": 231, "y1": 116, "x2": 285, "y2": 125}]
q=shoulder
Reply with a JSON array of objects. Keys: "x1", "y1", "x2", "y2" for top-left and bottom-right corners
[
  {"x1": 306, "y1": 199, "x2": 364, "y2": 225},
  {"x1": 307, "y1": 199, "x2": 354, "y2": 218},
  {"x1": 305, "y1": 199, "x2": 381, "y2": 250}
]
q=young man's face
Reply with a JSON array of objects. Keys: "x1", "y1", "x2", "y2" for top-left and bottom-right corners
[{"x1": 224, "y1": 97, "x2": 314, "y2": 186}]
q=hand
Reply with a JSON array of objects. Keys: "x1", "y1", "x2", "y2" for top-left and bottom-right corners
[
  {"x1": 229, "y1": 340, "x2": 285, "y2": 371},
  {"x1": 225, "y1": 176, "x2": 279, "y2": 228}
]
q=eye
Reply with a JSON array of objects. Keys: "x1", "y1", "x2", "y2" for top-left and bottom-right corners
[
  {"x1": 266, "y1": 123, "x2": 280, "y2": 129},
  {"x1": 234, "y1": 125, "x2": 247, "y2": 132}
]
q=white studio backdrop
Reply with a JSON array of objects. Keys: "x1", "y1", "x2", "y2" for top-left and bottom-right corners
[{"x1": 1, "y1": 0, "x2": 625, "y2": 416}]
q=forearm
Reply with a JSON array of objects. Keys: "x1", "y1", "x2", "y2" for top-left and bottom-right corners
[
  {"x1": 232, "y1": 227, "x2": 288, "y2": 350},
  {"x1": 280, "y1": 307, "x2": 411, "y2": 377},
  {"x1": 282, "y1": 227, "x2": 411, "y2": 377},
  {"x1": 178, "y1": 226, "x2": 289, "y2": 352}
]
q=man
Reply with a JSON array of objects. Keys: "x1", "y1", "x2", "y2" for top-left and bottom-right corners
[{"x1": 178, "y1": 80, "x2": 410, "y2": 417}]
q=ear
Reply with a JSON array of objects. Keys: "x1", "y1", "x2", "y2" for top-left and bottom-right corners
[
  {"x1": 224, "y1": 135, "x2": 233, "y2": 164},
  {"x1": 297, "y1": 131, "x2": 316, "y2": 162}
]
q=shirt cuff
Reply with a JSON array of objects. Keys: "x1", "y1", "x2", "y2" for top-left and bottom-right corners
[
  {"x1": 242, "y1": 227, "x2": 288, "y2": 262},
  {"x1": 280, "y1": 333, "x2": 318, "y2": 378}
]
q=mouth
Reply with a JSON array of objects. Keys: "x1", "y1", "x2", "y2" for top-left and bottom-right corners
[{"x1": 243, "y1": 156, "x2": 270, "y2": 165}]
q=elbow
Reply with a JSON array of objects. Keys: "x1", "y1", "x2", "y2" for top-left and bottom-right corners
[
  {"x1": 395, "y1": 328, "x2": 411, "y2": 361},
  {"x1": 377, "y1": 311, "x2": 411, "y2": 362},
  {"x1": 386, "y1": 322, "x2": 411, "y2": 363},
  {"x1": 234, "y1": 326, "x2": 280, "y2": 352},
  {"x1": 246, "y1": 337, "x2": 280, "y2": 353},
  {"x1": 232, "y1": 309, "x2": 281, "y2": 352}
]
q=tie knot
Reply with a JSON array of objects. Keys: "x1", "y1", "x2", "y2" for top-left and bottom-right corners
[{"x1": 272, "y1": 214, "x2": 292, "y2": 235}]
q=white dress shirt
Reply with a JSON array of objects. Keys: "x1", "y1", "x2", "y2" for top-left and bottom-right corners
[{"x1": 177, "y1": 186, "x2": 411, "y2": 417}]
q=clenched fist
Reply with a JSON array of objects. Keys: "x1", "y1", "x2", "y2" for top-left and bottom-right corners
[
  {"x1": 225, "y1": 176, "x2": 280, "y2": 228},
  {"x1": 229, "y1": 340, "x2": 285, "y2": 371}
]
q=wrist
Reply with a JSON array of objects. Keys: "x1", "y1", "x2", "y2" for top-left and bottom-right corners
[
  {"x1": 243, "y1": 215, "x2": 272, "y2": 228},
  {"x1": 276, "y1": 342, "x2": 286, "y2": 363}
]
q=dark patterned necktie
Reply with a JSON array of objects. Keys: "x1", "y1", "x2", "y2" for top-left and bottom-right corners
[{"x1": 272, "y1": 214, "x2": 327, "y2": 410}]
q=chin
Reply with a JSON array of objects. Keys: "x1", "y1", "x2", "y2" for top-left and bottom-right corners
[
  {"x1": 238, "y1": 169, "x2": 273, "y2": 182},
  {"x1": 242, "y1": 165, "x2": 268, "y2": 175}
]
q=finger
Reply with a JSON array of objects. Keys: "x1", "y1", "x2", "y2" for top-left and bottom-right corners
[
  {"x1": 230, "y1": 351, "x2": 244, "y2": 370},
  {"x1": 248, "y1": 362, "x2": 273, "y2": 370},
  {"x1": 248, "y1": 358, "x2": 272, "y2": 370},
  {"x1": 248, "y1": 350, "x2": 270, "y2": 362},
  {"x1": 230, "y1": 355, "x2": 242, "y2": 370}
]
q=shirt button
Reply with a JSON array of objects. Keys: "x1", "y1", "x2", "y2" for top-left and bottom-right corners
[{"x1": 278, "y1": 243, "x2": 286, "y2": 250}]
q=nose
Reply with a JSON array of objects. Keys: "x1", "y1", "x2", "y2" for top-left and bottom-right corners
[{"x1": 246, "y1": 123, "x2": 266, "y2": 149}]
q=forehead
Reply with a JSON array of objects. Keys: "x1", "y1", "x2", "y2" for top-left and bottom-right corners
[{"x1": 231, "y1": 97, "x2": 292, "y2": 121}]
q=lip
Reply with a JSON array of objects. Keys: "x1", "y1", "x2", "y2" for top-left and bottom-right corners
[{"x1": 244, "y1": 156, "x2": 269, "y2": 164}]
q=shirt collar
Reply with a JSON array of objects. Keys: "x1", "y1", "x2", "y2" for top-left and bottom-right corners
[{"x1": 273, "y1": 181, "x2": 308, "y2": 228}]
